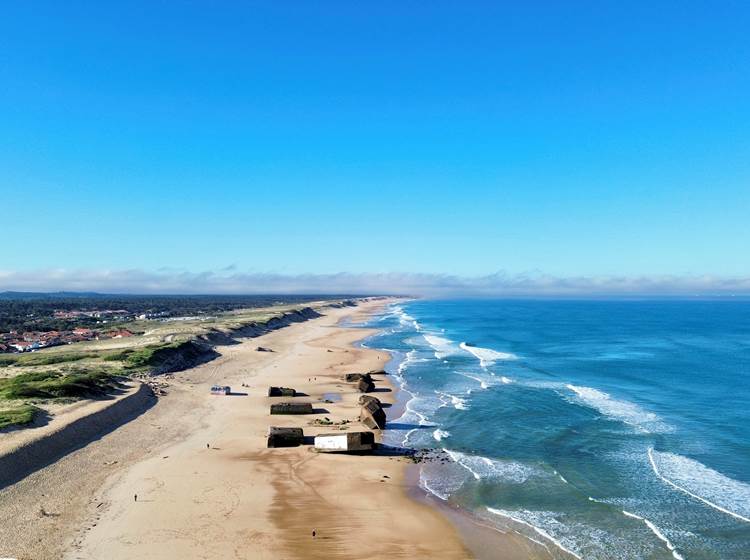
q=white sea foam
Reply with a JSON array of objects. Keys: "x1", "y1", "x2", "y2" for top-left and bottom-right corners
[
  {"x1": 423, "y1": 334, "x2": 458, "y2": 359},
  {"x1": 436, "y1": 391, "x2": 470, "y2": 410},
  {"x1": 460, "y1": 342, "x2": 517, "y2": 367},
  {"x1": 419, "y1": 465, "x2": 467, "y2": 501},
  {"x1": 486, "y1": 509, "x2": 583, "y2": 560},
  {"x1": 621, "y1": 510, "x2": 685, "y2": 560},
  {"x1": 552, "y1": 470, "x2": 568, "y2": 484},
  {"x1": 450, "y1": 394, "x2": 469, "y2": 410},
  {"x1": 390, "y1": 304, "x2": 422, "y2": 331},
  {"x1": 404, "y1": 398, "x2": 432, "y2": 426},
  {"x1": 433, "y1": 429, "x2": 451, "y2": 442},
  {"x1": 514, "y1": 531, "x2": 552, "y2": 553},
  {"x1": 648, "y1": 447, "x2": 750, "y2": 524},
  {"x1": 444, "y1": 450, "x2": 539, "y2": 484},
  {"x1": 419, "y1": 472, "x2": 450, "y2": 500},
  {"x1": 566, "y1": 384, "x2": 669, "y2": 433},
  {"x1": 388, "y1": 383, "x2": 441, "y2": 447},
  {"x1": 457, "y1": 371, "x2": 497, "y2": 389},
  {"x1": 397, "y1": 349, "x2": 430, "y2": 375}
]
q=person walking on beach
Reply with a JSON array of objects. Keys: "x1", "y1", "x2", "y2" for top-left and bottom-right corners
[
  {"x1": 134, "y1": 494, "x2": 137, "y2": 502},
  {"x1": 312, "y1": 529, "x2": 316, "y2": 538},
  {"x1": 206, "y1": 443, "x2": 210, "y2": 449}
]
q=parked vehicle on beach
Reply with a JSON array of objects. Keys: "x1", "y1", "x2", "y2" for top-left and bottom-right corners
[{"x1": 210, "y1": 385, "x2": 231, "y2": 395}]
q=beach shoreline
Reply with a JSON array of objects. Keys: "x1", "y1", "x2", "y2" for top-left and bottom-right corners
[
  {"x1": 0, "y1": 298, "x2": 548, "y2": 559},
  {"x1": 361, "y1": 302, "x2": 555, "y2": 560},
  {"x1": 0, "y1": 299, "x2": 471, "y2": 559}
]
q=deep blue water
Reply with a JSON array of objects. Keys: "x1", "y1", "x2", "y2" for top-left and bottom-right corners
[{"x1": 364, "y1": 299, "x2": 750, "y2": 560}]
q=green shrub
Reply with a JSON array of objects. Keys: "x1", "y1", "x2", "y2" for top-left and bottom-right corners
[
  {"x1": 102, "y1": 349, "x2": 134, "y2": 362},
  {"x1": 120, "y1": 342, "x2": 197, "y2": 369},
  {"x1": 0, "y1": 352, "x2": 89, "y2": 367},
  {"x1": 0, "y1": 369, "x2": 117, "y2": 400},
  {"x1": 0, "y1": 404, "x2": 41, "y2": 429}
]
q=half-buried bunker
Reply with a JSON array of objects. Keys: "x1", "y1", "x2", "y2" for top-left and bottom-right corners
[
  {"x1": 267, "y1": 426, "x2": 304, "y2": 448},
  {"x1": 270, "y1": 402, "x2": 314, "y2": 415},
  {"x1": 267, "y1": 386, "x2": 296, "y2": 397}
]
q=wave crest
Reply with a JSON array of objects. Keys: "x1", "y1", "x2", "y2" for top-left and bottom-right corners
[
  {"x1": 621, "y1": 510, "x2": 685, "y2": 560},
  {"x1": 566, "y1": 384, "x2": 669, "y2": 433},
  {"x1": 444, "y1": 449, "x2": 539, "y2": 483},
  {"x1": 433, "y1": 429, "x2": 451, "y2": 442},
  {"x1": 460, "y1": 342, "x2": 517, "y2": 366},
  {"x1": 648, "y1": 448, "x2": 750, "y2": 524},
  {"x1": 423, "y1": 334, "x2": 458, "y2": 359},
  {"x1": 486, "y1": 508, "x2": 583, "y2": 560}
]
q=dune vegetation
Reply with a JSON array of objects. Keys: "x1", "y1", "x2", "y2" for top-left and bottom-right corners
[
  {"x1": 0, "y1": 404, "x2": 42, "y2": 430},
  {"x1": 0, "y1": 301, "x2": 336, "y2": 429},
  {"x1": 0, "y1": 369, "x2": 120, "y2": 401}
]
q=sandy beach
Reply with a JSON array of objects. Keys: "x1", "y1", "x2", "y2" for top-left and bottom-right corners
[{"x1": 0, "y1": 299, "x2": 544, "y2": 560}]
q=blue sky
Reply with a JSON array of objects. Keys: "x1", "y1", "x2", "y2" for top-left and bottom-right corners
[{"x1": 1, "y1": 2, "x2": 749, "y2": 293}]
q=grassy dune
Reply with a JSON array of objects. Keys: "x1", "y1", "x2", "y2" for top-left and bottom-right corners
[
  {"x1": 0, "y1": 369, "x2": 119, "y2": 401},
  {"x1": 0, "y1": 404, "x2": 42, "y2": 430},
  {"x1": 0, "y1": 301, "x2": 334, "y2": 428}
]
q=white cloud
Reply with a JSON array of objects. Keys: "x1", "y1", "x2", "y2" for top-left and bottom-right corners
[{"x1": 0, "y1": 268, "x2": 749, "y2": 296}]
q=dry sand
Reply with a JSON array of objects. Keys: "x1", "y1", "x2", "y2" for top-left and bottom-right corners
[{"x1": 1, "y1": 300, "x2": 539, "y2": 560}]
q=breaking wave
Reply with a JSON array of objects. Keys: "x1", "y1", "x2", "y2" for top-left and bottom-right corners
[
  {"x1": 423, "y1": 334, "x2": 458, "y2": 358},
  {"x1": 433, "y1": 429, "x2": 451, "y2": 442},
  {"x1": 486, "y1": 508, "x2": 584, "y2": 560},
  {"x1": 621, "y1": 510, "x2": 684, "y2": 560},
  {"x1": 648, "y1": 448, "x2": 750, "y2": 524},
  {"x1": 457, "y1": 371, "x2": 491, "y2": 389},
  {"x1": 396, "y1": 349, "x2": 430, "y2": 375},
  {"x1": 444, "y1": 450, "x2": 539, "y2": 484},
  {"x1": 566, "y1": 384, "x2": 670, "y2": 433},
  {"x1": 419, "y1": 464, "x2": 467, "y2": 501},
  {"x1": 436, "y1": 391, "x2": 470, "y2": 410},
  {"x1": 460, "y1": 342, "x2": 517, "y2": 366},
  {"x1": 392, "y1": 305, "x2": 421, "y2": 331}
]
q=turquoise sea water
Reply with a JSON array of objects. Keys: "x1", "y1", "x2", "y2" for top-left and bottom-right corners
[{"x1": 363, "y1": 299, "x2": 750, "y2": 560}]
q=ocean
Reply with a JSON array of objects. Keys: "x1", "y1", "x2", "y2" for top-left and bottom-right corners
[{"x1": 362, "y1": 299, "x2": 750, "y2": 560}]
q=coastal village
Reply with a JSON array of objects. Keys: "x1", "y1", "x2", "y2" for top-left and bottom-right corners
[
  {"x1": 0, "y1": 326, "x2": 135, "y2": 353},
  {"x1": 0, "y1": 308, "x2": 141, "y2": 353},
  {"x1": 0, "y1": 308, "x2": 170, "y2": 353}
]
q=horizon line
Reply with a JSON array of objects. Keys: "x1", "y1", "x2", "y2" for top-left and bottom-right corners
[{"x1": 1, "y1": 269, "x2": 750, "y2": 298}]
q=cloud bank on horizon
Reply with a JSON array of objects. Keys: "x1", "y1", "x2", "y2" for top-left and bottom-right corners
[{"x1": 1, "y1": 269, "x2": 749, "y2": 297}]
